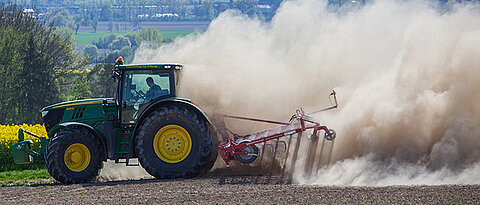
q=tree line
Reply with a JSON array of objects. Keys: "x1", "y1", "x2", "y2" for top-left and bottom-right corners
[
  {"x1": 0, "y1": 6, "x2": 116, "y2": 124},
  {"x1": 84, "y1": 27, "x2": 164, "y2": 64}
]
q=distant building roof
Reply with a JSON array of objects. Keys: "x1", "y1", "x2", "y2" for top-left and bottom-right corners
[
  {"x1": 257, "y1": 5, "x2": 272, "y2": 9},
  {"x1": 23, "y1": 8, "x2": 35, "y2": 13}
]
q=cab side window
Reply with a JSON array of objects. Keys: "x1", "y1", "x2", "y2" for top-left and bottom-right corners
[{"x1": 121, "y1": 70, "x2": 171, "y2": 124}]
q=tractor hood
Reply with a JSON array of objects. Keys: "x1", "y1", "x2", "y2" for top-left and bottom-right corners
[
  {"x1": 41, "y1": 98, "x2": 115, "y2": 134},
  {"x1": 42, "y1": 98, "x2": 115, "y2": 112}
]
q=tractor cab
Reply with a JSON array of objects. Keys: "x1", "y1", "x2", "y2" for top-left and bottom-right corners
[{"x1": 112, "y1": 57, "x2": 183, "y2": 124}]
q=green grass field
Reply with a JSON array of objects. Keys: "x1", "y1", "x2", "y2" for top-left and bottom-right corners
[
  {"x1": 161, "y1": 30, "x2": 200, "y2": 41},
  {"x1": 0, "y1": 169, "x2": 54, "y2": 186},
  {"x1": 75, "y1": 31, "x2": 129, "y2": 45},
  {"x1": 75, "y1": 30, "x2": 199, "y2": 45}
]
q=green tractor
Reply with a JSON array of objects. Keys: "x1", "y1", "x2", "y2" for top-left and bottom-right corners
[{"x1": 11, "y1": 57, "x2": 218, "y2": 183}]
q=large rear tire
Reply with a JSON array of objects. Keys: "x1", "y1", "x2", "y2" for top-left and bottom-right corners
[
  {"x1": 46, "y1": 129, "x2": 103, "y2": 184},
  {"x1": 136, "y1": 105, "x2": 216, "y2": 178}
]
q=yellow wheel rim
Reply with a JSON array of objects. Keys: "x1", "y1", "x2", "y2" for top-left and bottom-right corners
[
  {"x1": 64, "y1": 143, "x2": 91, "y2": 172},
  {"x1": 154, "y1": 125, "x2": 192, "y2": 163}
]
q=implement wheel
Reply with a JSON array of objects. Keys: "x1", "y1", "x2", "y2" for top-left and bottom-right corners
[
  {"x1": 136, "y1": 105, "x2": 217, "y2": 178},
  {"x1": 45, "y1": 129, "x2": 103, "y2": 183},
  {"x1": 234, "y1": 144, "x2": 259, "y2": 164}
]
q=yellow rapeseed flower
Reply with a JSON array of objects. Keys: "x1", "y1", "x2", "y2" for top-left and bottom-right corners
[{"x1": 0, "y1": 124, "x2": 48, "y2": 143}]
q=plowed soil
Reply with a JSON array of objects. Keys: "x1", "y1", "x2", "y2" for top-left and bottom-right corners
[{"x1": 1, "y1": 176, "x2": 479, "y2": 204}]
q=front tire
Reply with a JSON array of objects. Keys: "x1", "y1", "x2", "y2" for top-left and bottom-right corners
[
  {"x1": 136, "y1": 105, "x2": 216, "y2": 179},
  {"x1": 46, "y1": 129, "x2": 103, "y2": 184}
]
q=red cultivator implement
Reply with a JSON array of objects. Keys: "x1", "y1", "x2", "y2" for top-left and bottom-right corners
[{"x1": 214, "y1": 91, "x2": 338, "y2": 182}]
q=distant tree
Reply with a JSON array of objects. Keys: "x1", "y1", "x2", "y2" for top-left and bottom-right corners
[
  {"x1": 94, "y1": 34, "x2": 118, "y2": 49},
  {"x1": 87, "y1": 63, "x2": 116, "y2": 98},
  {"x1": 119, "y1": 46, "x2": 134, "y2": 63},
  {"x1": 0, "y1": 5, "x2": 85, "y2": 124},
  {"x1": 45, "y1": 8, "x2": 71, "y2": 28},
  {"x1": 123, "y1": 32, "x2": 137, "y2": 47},
  {"x1": 90, "y1": 19, "x2": 98, "y2": 33},
  {"x1": 172, "y1": 1, "x2": 187, "y2": 18},
  {"x1": 70, "y1": 81, "x2": 92, "y2": 100},
  {"x1": 100, "y1": 1, "x2": 112, "y2": 21},
  {"x1": 135, "y1": 27, "x2": 163, "y2": 47},
  {"x1": 49, "y1": 13, "x2": 70, "y2": 27},
  {"x1": 73, "y1": 14, "x2": 82, "y2": 34},
  {"x1": 84, "y1": 45, "x2": 99, "y2": 63},
  {"x1": 131, "y1": 17, "x2": 141, "y2": 29},
  {"x1": 109, "y1": 37, "x2": 131, "y2": 50},
  {"x1": 73, "y1": 14, "x2": 82, "y2": 24},
  {"x1": 103, "y1": 50, "x2": 120, "y2": 64},
  {"x1": 108, "y1": 20, "x2": 113, "y2": 32},
  {"x1": 0, "y1": 27, "x2": 27, "y2": 124},
  {"x1": 85, "y1": 2, "x2": 99, "y2": 23},
  {"x1": 54, "y1": 26, "x2": 75, "y2": 45}
]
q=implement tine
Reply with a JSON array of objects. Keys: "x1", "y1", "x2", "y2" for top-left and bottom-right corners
[
  {"x1": 255, "y1": 142, "x2": 268, "y2": 184},
  {"x1": 315, "y1": 137, "x2": 327, "y2": 171},
  {"x1": 258, "y1": 142, "x2": 267, "y2": 167},
  {"x1": 303, "y1": 130, "x2": 319, "y2": 178},
  {"x1": 270, "y1": 143, "x2": 275, "y2": 156},
  {"x1": 287, "y1": 132, "x2": 303, "y2": 184},
  {"x1": 280, "y1": 134, "x2": 293, "y2": 183},
  {"x1": 279, "y1": 141, "x2": 287, "y2": 153},
  {"x1": 268, "y1": 143, "x2": 276, "y2": 155},
  {"x1": 268, "y1": 139, "x2": 280, "y2": 183},
  {"x1": 326, "y1": 140, "x2": 335, "y2": 164},
  {"x1": 261, "y1": 143, "x2": 275, "y2": 156}
]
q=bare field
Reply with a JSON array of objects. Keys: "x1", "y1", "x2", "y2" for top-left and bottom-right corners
[{"x1": 1, "y1": 176, "x2": 479, "y2": 204}]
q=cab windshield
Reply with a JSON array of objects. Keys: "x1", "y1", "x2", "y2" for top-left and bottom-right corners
[{"x1": 121, "y1": 70, "x2": 172, "y2": 124}]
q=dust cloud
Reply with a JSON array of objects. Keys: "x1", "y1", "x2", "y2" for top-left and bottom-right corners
[
  {"x1": 97, "y1": 160, "x2": 153, "y2": 182},
  {"x1": 133, "y1": 0, "x2": 480, "y2": 185}
]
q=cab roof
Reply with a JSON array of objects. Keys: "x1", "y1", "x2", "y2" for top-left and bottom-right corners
[{"x1": 115, "y1": 63, "x2": 183, "y2": 70}]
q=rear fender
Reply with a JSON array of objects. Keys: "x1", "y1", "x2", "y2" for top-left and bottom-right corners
[{"x1": 136, "y1": 99, "x2": 213, "y2": 128}]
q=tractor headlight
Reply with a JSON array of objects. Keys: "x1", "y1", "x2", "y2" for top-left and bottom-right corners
[{"x1": 42, "y1": 110, "x2": 49, "y2": 117}]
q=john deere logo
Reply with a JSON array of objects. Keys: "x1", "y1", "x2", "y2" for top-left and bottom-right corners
[{"x1": 17, "y1": 145, "x2": 22, "y2": 150}]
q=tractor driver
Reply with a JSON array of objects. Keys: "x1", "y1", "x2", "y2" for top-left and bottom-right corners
[{"x1": 139, "y1": 77, "x2": 162, "y2": 102}]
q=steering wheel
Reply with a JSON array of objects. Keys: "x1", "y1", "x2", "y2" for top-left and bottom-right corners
[{"x1": 134, "y1": 90, "x2": 146, "y2": 99}]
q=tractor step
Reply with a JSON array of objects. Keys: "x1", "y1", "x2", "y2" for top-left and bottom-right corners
[
  {"x1": 113, "y1": 128, "x2": 136, "y2": 166},
  {"x1": 114, "y1": 157, "x2": 139, "y2": 166},
  {"x1": 116, "y1": 131, "x2": 132, "y2": 153}
]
